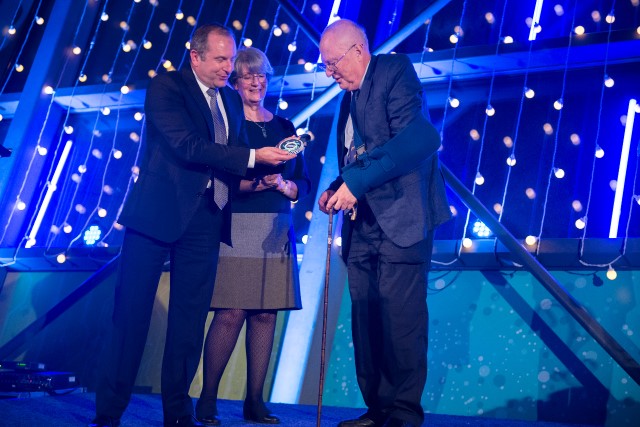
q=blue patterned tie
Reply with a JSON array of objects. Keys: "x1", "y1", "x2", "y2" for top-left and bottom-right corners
[
  {"x1": 347, "y1": 90, "x2": 359, "y2": 164},
  {"x1": 206, "y1": 88, "x2": 228, "y2": 210}
]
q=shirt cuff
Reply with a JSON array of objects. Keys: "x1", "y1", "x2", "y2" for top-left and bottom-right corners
[{"x1": 248, "y1": 149, "x2": 256, "y2": 168}]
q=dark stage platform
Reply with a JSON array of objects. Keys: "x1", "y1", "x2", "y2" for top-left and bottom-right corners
[{"x1": 0, "y1": 392, "x2": 596, "y2": 427}]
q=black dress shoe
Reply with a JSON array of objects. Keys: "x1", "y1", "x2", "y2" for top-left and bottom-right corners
[
  {"x1": 382, "y1": 418, "x2": 418, "y2": 427},
  {"x1": 195, "y1": 397, "x2": 220, "y2": 426},
  {"x1": 243, "y1": 402, "x2": 280, "y2": 424},
  {"x1": 163, "y1": 414, "x2": 205, "y2": 426},
  {"x1": 338, "y1": 413, "x2": 387, "y2": 427},
  {"x1": 196, "y1": 414, "x2": 220, "y2": 426},
  {"x1": 88, "y1": 415, "x2": 121, "y2": 427}
]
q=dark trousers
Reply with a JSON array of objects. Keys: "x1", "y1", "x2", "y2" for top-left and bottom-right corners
[
  {"x1": 96, "y1": 196, "x2": 222, "y2": 421},
  {"x1": 346, "y1": 202, "x2": 432, "y2": 426}
]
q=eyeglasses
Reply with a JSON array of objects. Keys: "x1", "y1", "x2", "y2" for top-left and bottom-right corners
[
  {"x1": 318, "y1": 43, "x2": 357, "y2": 72},
  {"x1": 240, "y1": 73, "x2": 267, "y2": 83}
]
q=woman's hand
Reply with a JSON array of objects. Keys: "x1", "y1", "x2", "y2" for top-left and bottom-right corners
[{"x1": 261, "y1": 174, "x2": 287, "y2": 192}]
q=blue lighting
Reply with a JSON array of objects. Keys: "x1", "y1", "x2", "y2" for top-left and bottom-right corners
[
  {"x1": 472, "y1": 220, "x2": 492, "y2": 238},
  {"x1": 83, "y1": 225, "x2": 102, "y2": 246}
]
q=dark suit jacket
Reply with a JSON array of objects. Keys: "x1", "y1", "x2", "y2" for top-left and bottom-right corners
[
  {"x1": 118, "y1": 67, "x2": 250, "y2": 245},
  {"x1": 329, "y1": 54, "x2": 450, "y2": 250}
]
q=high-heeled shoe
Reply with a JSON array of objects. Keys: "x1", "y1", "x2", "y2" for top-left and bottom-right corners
[
  {"x1": 195, "y1": 397, "x2": 220, "y2": 426},
  {"x1": 242, "y1": 401, "x2": 280, "y2": 424}
]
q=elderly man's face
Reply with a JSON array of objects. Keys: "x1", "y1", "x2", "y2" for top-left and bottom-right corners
[{"x1": 319, "y1": 36, "x2": 363, "y2": 92}]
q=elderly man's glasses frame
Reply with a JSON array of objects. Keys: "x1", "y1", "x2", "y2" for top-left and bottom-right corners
[{"x1": 318, "y1": 43, "x2": 358, "y2": 72}]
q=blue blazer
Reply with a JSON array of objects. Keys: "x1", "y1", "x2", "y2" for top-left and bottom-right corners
[
  {"x1": 330, "y1": 54, "x2": 450, "y2": 252},
  {"x1": 118, "y1": 67, "x2": 250, "y2": 245}
]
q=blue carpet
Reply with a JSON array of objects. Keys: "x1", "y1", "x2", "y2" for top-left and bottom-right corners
[{"x1": 0, "y1": 392, "x2": 597, "y2": 426}]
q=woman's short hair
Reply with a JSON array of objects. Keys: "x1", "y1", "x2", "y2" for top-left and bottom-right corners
[{"x1": 230, "y1": 47, "x2": 274, "y2": 85}]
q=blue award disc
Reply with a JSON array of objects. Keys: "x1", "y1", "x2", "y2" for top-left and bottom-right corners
[{"x1": 276, "y1": 137, "x2": 305, "y2": 154}]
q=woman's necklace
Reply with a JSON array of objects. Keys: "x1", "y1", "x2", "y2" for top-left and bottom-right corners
[{"x1": 249, "y1": 119, "x2": 267, "y2": 138}]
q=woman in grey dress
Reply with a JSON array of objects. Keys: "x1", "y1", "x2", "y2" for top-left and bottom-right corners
[{"x1": 195, "y1": 47, "x2": 311, "y2": 426}]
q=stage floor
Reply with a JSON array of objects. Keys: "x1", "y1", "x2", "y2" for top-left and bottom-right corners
[{"x1": 0, "y1": 391, "x2": 597, "y2": 426}]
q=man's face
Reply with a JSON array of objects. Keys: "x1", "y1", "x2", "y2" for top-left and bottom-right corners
[
  {"x1": 319, "y1": 36, "x2": 362, "y2": 91},
  {"x1": 191, "y1": 32, "x2": 236, "y2": 88}
]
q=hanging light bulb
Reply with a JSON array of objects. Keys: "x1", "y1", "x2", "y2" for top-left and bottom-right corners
[
  {"x1": 288, "y1": 42, "x2": 297, "y2": 52},
  {"x1": 15, "y1": 63, "x2": 24, "y2": 72},
  {"x1": 475, "y1": 172, "x2": 485, "y2": 185},
  {"x1": 553, "y1": 168, "x2": 565, "y2": 178},
  {"x1": 243, "y1": 38, "x2": 253, "y2": 47},
  {"x1": 278, "y1": 99, "x2": 288, "y2": 110},
  {"x1": 575, "y1": 217, "x2": 586, "y2": 230},
  {"x1": 524, "y1": 87, "x2": 535, "y2": 98},
  {"x1": 604, "y1": 75, "x2": 614, "y2": 87},
  {"x1": 503, "y1": 36, "x2": 514, "y2": 44},
  {"x1": 485, "y1": 105, "x2": 495, "y2": 116},
  {"x1": 8, "y1": 25, "x2": 16, "y2": 35},
  {"x1": 554, "y1": 98, "x2": 564, "y2": 110},
  {"x1": 56, "y1": 253, "x2": 67, "y2": 264},
  {"x1": 605, "y1": 12, "x2": 615, "y2": 24},
  {"x1": 606, "y1": 265, "x2": 617, "y2": 280},
  {"x1": 448, "y1": 97, "x2": 460, "y2": 108},
  {"x1": 72, "y1": 46, "x2": 82, "y2": 55},
  {"x1": 78, "y1": 73, "x2": 87, "y2": 82},
  {"x1": 462, "y1": 238, "x2": 473, "y2": 248},
  {"x1": 595, "y1": 145, "x2": 605, "y2": 158},
  {"x1": 574, "y1": 26, "x2": 585, "y2": 35},
  {"x1": 525, "y1": 235, "x2": 537, "y2": 246},
  {"x1": 175, "y1": 9, "x2": 184, "y2": 20},
  {"x1": 506, "y1": 154, "x2": 516, "y2": 166},
  {"x1": 35, "y1": 16, "x2": 45, "y2": 25}
]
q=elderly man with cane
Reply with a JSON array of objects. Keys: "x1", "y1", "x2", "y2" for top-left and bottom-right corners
[{"x1": 317, "y1": 19, "x2": 451, "y2": 427}]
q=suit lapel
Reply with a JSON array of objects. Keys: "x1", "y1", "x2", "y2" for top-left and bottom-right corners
[
  {"x1": 355, "y1": 55, "x2": 377, "y2": 126},
  {"x1": 218, "y1": 86, "x2": 241, "y2": 147},
  {"x1": 181, "y1": 68, "x2": 216, "y2": 139}
]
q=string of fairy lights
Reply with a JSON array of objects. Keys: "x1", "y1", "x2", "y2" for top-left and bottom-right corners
[
  {"x1": 534, "y1": 1, "x2": 577, "y2": 255},
  {"x1": 20, "y1": 0, "x2": 102, "y2": 255},
  {"x1": 429, "y1": 0, "x2": 468, "y2": 267},
  {"x1": 576, "y1": 0, "x2": 626, "y2": 277},
  {"x1": 461, "y1": 0, "x2": 510, "y2": 253}
]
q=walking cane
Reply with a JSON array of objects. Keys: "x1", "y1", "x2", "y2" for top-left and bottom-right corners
[{"x1": 317, "y1": 209, "x2": 333, "y2": 427}]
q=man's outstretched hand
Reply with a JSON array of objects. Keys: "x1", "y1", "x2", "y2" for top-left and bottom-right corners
[{"x1": 255, "y1": 147, "x2": 296, "y2": 166}]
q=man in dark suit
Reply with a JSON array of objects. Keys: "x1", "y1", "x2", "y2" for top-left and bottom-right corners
[
  {"x1": 318, "y1": 19, "x2": 451, "y2": 427},
  {"x1": 90, "y1": 24, "x2": 295, "y2": 427}
]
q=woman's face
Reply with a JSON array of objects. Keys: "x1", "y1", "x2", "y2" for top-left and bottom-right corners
[{"x1": 235, "y1": 67, "x2": 268, "y2": 105}]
